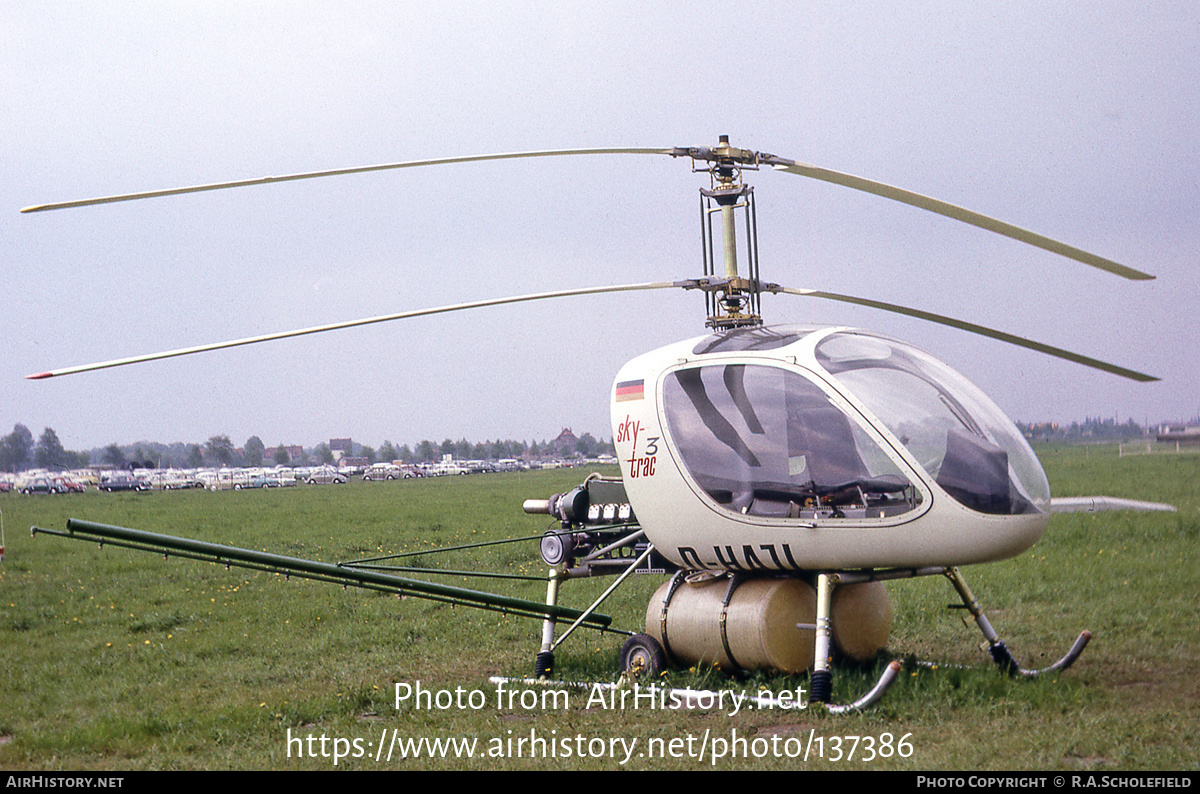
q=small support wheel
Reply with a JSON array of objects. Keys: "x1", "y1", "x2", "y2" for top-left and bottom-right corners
[{"x1": 620, "y1": 633, "x2": 667, "y2": 679}]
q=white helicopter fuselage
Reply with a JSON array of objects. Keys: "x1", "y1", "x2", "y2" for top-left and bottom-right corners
[{"x1": 612, "y1": 325, "x2": 1051, "y2": 572}]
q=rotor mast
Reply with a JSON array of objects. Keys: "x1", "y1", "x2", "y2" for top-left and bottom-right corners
[{"x1": 690, "y1": 135, "x2": 765, "y2": 329}]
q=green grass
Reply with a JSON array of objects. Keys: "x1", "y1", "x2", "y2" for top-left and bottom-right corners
[{"x1": 1, "y1": 452, "x2": 1197, "y2": 770}]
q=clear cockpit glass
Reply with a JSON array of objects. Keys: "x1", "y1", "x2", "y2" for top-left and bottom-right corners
[
  {"x1": 814, "y1": 332, "x2": 1049, "y2": 515},
  {"x1": 662, "y1": 363, "x2": 921, "y2": 521}
]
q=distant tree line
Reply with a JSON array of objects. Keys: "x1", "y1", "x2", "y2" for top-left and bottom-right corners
[
  {"x1": 8, "y1": 415, "x2": 1189, "y2": 474},
  {"x1": 1018, "y1": 417, "x2": 1151, "y2": 442},
  {"x1": 0, "y1": 423, "x2": 615, "y2": 473},
  {"x1": 1, "y1": 424, "x2": 90, "y2": 472}
]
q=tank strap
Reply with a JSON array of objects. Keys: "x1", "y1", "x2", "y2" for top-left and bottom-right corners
[
  {"x1": 718, "y1": 574, "x2": 744, "y2": 671},
  {"x1": 656, "y1": 570, "x2": 688, "y2": 665}
]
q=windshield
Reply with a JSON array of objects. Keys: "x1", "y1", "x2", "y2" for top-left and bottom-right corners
[
  {"x1": 814, "y1": 332, "x2": 1049, "y2": 515},
  {"x1": 662, "y1": 362, "x2": 919, "y2": 520}
]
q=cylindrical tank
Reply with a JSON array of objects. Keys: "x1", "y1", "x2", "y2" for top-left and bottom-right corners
[
  {"x1": 830, "y1": 579, "x2": 892, "y2": 663},
  {"x1": 645, "y1": 575, "x2": 890, "y2": 674}
]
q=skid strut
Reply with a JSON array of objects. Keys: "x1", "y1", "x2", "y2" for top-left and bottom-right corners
[
  {"x1": 809, "y1": 573, "x2": 902, "y2": 712},
  {"x1": 944, "y1": 566, "x2": 1091, "y2": 677},
  {"x1": 535, "y1": 568, "x2": 562, "y2": 679},
  {"x1": 534, "y1": 544, "x2": 654, "y2": 679}
]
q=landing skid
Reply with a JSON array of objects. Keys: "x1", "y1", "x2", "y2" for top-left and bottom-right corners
[
  {"x1": 809, "y1": 565, "x2": 1091, "y2": 711},
  {"x1": 528, "y1": 514, "x2": 1090, "y2": 713},
  {"x1": 941, "y1": 566, "x2": 1092, "y2": 677}
]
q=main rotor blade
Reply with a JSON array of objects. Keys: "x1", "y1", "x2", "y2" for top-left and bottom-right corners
[
  {"x1": 765, "y1": 160, "x2": 1153, "y2": 281},
  {"x1": 22, "y1": 139, "x2": 1152, "y2": 283},
  {"x1": 771, "y1": 285, "x2": 1159, "y2": 382},
  {"x1": 20, "y1": 147, "x2": 675, "y2": 213},
  {"x1": 25, "y1": 281, "x2": 678, "y2": 380}
]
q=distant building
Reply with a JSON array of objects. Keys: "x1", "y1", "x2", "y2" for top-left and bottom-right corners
[
  {"x1": 265, "y1": 445, "x2": 305, "y2": 464},
  {"x1": 552, "y1": 427, "x2": 578, "y2": 456},
  {"x1": 1156, "y1": 425, "x2": 1200, "y2": 446},
  {"x1": 329, "y1": 438, "x2": 353, "y2": 462}
]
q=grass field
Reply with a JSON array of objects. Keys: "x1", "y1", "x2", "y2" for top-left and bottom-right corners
[{"x1": 1, "y1": 448, "x2": 1197, "y2": 771}]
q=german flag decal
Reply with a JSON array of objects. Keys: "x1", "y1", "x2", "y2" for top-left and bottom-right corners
[{"x1": 614, "y1": 379, "x2": 644, "y2": 402}]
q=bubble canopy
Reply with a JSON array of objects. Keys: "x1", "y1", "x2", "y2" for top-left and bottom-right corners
[
  {"x1": 813, "y1": 331, "x2": 1049, "y2": 516},
  {"x1": 659, "y1": 327, "x2": 1048, "y2": 521}
]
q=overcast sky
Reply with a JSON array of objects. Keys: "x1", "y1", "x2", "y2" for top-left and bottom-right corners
[{"x1": 4, "y1": 2, "x2": 1197, "y2": 455}]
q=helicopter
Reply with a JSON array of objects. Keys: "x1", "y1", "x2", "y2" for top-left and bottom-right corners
[{"x1": 23, "y1": 136, "x2": 1175, "y2": 712}]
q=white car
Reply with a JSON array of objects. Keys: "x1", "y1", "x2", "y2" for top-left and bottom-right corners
[
  {"x1": 306, "y1": 467, "x2": 348, "y2": 485},
  {"x1": 361, "y1": 463, "x2": 401, "y2": 481}
]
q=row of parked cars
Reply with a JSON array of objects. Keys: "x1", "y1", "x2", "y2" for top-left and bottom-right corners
[
  {"x1": 359, "y1": 463, "x2": 428, "y2": 480},
  {"x1": 194, "y1": 466, "x2": 354, "y2": 489},
  {"x1": 4, "y1": 465, "x2": 354, "y2": 494},
  {"x1": 14, "y1": 476, "x2": 90, "y2": 494},
  {"x1": 358, "y1": 458, "x2": 566, "y2": 480},
  {"x1": 5, "y1": 456, "x2": 616, "y2": 495}
]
